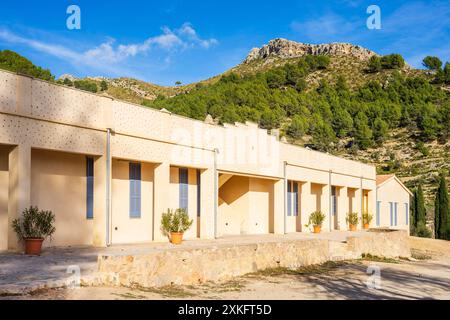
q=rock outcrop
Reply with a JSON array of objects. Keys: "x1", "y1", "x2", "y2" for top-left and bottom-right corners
[{"x1": 244, "y1": 38, "x2": 377, "y2": 63}]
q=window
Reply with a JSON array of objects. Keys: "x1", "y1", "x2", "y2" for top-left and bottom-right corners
[
  {"x1": 405, "y1": 203, "x2": 409, "y2": 225},
  {"x1": 394, "y1": 202, "x2": 398, "y2": 226},
  {"x1": 197, "y1": 169, "x2": 201, "y2": 217},
  {"x1": 287, "y1": 181, "x2": 298, "y2": 217},
  {"x1": 389, "y1": 202, "x2": 393, "y2": 226},
  {"x1": 179, "y1": 168, "x2": 188, "y2": 211},
  {"x1": 86, "y1": 157, "x2": 94, "y2": 219},
  {"x1": 129, "y1": 163, "x2": 141, "y2": 218},
  {"x1": 376, "y1": 201, "x2": 381, "y2": 226}
]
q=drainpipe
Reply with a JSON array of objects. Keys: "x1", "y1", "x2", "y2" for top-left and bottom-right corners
[
  {"x1": 283, "y1": 161, "x2": 287, "y2": 234},
  {"x1": 329, "y1": 170, "x2": 332, "y2": 231},
  {"x1": 105, "y1": 128, "x2": 112, "y2": 246},
  {"x1": 213, "y1": 148, "x2": 219, "y2": 239}
]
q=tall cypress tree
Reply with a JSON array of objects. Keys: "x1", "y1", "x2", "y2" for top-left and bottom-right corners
[
  {"x1": 411, "y1": 189, "x2": 417, "y2": 228},
  {"x1": 436, "y1": 174, "x2": 449, "y2": 240},
  {"x1": 416, "y1": 184, "x2": 426, "y2": 225},
  {"x1": 435, "y1": 192, "x2": 440, "y2": 239}
]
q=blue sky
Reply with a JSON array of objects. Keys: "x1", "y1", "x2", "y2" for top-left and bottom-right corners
[{"x1": 0, "y1": 0, "x2": 449, "y2": 85}]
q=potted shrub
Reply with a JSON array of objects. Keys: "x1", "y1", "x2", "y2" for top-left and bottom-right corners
[
  {"x1": 161, "y1": 208, "x2": 193, "y2": 245},
  {"x1": 362, "y1": 212, "x2": 373, "y2": 230},
  {"x1": 305, "y1": 211, "x2": 326, "y2": 234},
  {"x1": 346, "y1": 212, "x2": 360, "y2": 232},
  {"x1": 12, "y1": 206, "x2": 55, "y2": 255}
]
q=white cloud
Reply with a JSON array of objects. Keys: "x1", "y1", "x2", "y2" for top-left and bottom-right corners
[
  {"x1": 0, "y1": 23, "x2": 218, "y2": 75},
  {"x1": 83, "y1": 23, "x2": 217, "y2": 64}
]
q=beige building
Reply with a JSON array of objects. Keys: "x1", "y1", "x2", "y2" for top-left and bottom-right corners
[{"x1": 0, "y1": 70, "x2": 410, "y2": 250}]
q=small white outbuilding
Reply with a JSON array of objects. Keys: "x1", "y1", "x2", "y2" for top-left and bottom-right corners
[{"x1": 376, "y1": 175, "x2": 413, "y2": 232}]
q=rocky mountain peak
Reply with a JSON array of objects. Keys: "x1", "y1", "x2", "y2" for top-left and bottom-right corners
[{"x1": 244, "y1": 38, "x2": 377, "y2": 63}]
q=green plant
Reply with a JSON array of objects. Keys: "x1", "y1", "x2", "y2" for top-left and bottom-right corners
[
  {"x1": 411, "y1": 221, "x2": 432, "y2": 238},
  {"x1": 346, "y1": 212, "x2": 360, "y2": 226},
  {"x1": 12, "y1": 206, "x2": 55, "y2": 240},
  {"x1": 306, "y1": 211, "x2": 326, "y2": 227},
  {"x1": 161, "y1": 208, "x2": 193, "y2": 235},
  {"x1": 362, "y1": 212, "x2": 373, "y2": 225}
]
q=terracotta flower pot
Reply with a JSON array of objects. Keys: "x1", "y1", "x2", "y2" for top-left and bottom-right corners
[
  {"x1": 349, "y1": 224, "x2": 357, "y2": 232},
  {"x1": 313, "y1": 225, "x2": 321, "y2": 234},
  {"x1": 24, "y1": 238, "x2": 44, "y2": 255},
  {"x1": 170, "y1": 232, "x2": 184, "y2": 245},
  {"x1": 363, "y1": 223, "x2": 370, "y2": 230}
]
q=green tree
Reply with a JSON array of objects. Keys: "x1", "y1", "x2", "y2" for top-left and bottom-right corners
[
  {"x1": 381, "y1": 54, "x2": 405, "y2": 69},
  {"x1": 287, "y1": 115, "x2": 307, "y2": 138},
  {"x1": 63, "y1": 78, "x2": 73, "y2": 86},
  {"x1": 259, "y1": 109, "x2": 281, "y2": 129},
  {"x1": 444, "y1": 62, "x2": 450, "y2": 84},
  {"x1": 353, "y1": 112, "x2": 373, "y2": 150},
  {"x1": 311, "y1": 120, "x2": 336, "y2": 152},
  {"x1": 332, "y1": 107, "x2": 353, "y2": 138},
  {"x1": 100, "y1": 80, "x2": 108, "y2": 91},
  {"x1": 422, "y1": 56, "x2": 442, "y2": 71},
  {"x1": 435, "y1": 174, "x2": 450, "y2": 240},
  {"x1": 412, "y1": 184, "x2": 426, "y2": 228},
  {"x1": 74, "y1": 80, "x2": 98, "y2": 93},
  {"x1": 367, "y1": 56, "x2": 382, "y2": 73},
  {"x1": 372, "y1": 118, "x2": 389, "y2": 145}
]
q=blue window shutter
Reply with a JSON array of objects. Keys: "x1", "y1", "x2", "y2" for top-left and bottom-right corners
[
  {"x1": 287, "y1": 181, "x2": 292, "y2": 216},
  {"x1": 394, "y1": 202, "x2": 398, "y2": 226},
  {"x1": 86, "y1": 157, "x2": 94, "y2": 219},
  {"x1": 293, "y1": 182, "x2": 299, "y2": 216},
  {"x1": 129, "y1": 163, "x2": 141, "y2": 218},
  {"x1": 196, "y1": 170, "x2": 201, "y2": 217},
  {"x1": 405, "y1": 203, "x2": 409, "y2": 225},
  {"x1": 389, "y1": 202, "x2": 393, "y2": 226},
  {"x1": 376, "y1": 201, "x2": 381, "y2": 226},
  {"x1": 179, "y1": 168, "x2": 189, "y2": 211}
]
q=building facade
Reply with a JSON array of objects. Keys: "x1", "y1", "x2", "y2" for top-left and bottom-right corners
[{"x1": 0, "y1": 70, "x2": 409, "y2": 250}]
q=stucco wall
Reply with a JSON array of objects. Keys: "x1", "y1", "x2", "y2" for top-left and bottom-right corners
[
  {"x1": 30, "y1": 149, "x2": 93, "y2": 247},
  {"x1": 0, "y1": 145, "x2": 10, "y2": 251},
  {"x1": 218, "y1": 176, "x2": 250, "y2": 236},
  {"x1": 111, "y1": 159, "x2": 155, "y2": 244},
  {"x1": 169, "y1": 167, "x2": 199, "y2": 240},
  {"x1": 377, "y1": 179, "x2": 410, "y2": 230}
]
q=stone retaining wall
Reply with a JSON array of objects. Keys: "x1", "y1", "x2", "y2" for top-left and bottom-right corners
[{"x1": 92, "y1": 230, "x2": 410, "y2": 288}]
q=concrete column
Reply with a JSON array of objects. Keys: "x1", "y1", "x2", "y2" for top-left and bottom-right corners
[
  {"x1": 366, "y1": 189, "x2": 375, "y2": 227},
  {"x1": 7, "y1": 144, "x2": 31, "y2": 250},
  {"x1": 273, "y1": 179, "x2": 285, "y2": 234},
  {"x1": 355, "y1": 188, "x2": 362, "y2": 230},
  {"x1": 93, "y1": 155, "x2": 107, "y2": 247},
  {"x1": 153, "y1": 162, "x2": 170, "y2": 242},
  {"x1": 337, "y1": 186, "x2": 348, "y2": 231},
  {"x1": 300, "y1": 181, "x2": 312, "y2": 233},
  {"x1": 200, "y1": 168, "x2": 215, "y2": 239}
]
